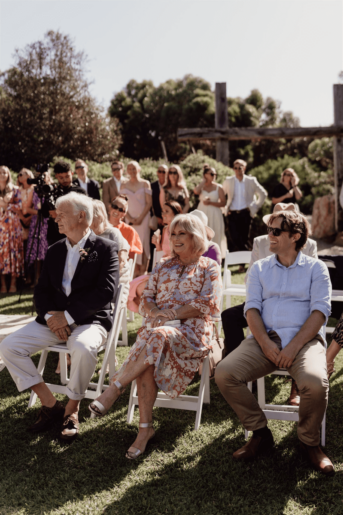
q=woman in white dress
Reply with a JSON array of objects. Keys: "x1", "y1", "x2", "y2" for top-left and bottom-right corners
[
  {"x1": 121, "y1": 161, "x2": 152, "y2": 276},
  {"x1": 194, "y1": 165, "x2": 226, "y2": 259}
]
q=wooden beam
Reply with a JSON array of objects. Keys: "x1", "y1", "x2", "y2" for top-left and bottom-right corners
[
  {"x1": 215, "y1": 83, "x2": 229, "y2": 165},
  {"x1": 333, "y1": 84, "x2": 343, "y2": 232},
  {"x1": 177, "y1": 126, "x2": 343, "y2": 142}
]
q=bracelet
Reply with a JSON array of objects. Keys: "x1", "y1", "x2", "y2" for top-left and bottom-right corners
[{"x1": 171, "y1": 309, "x2": 177, "y2": 319}]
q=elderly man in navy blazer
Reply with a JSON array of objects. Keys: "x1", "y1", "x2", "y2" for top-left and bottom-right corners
[
  {"x1": 74, "y1": 159, "x2": 100, "y2": 200},
  {"x1": 0, "y1": 193, "x2": 119, "y2": 442}
]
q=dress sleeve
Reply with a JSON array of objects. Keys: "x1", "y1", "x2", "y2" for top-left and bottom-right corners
[
  {"x1": 145, "y1": 188, "x2": 152, "y2": 195},
  {"x1": 188, "y1": 260, "x2": 222, "y2": 321}
]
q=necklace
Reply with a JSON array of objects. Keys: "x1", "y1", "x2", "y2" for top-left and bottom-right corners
[{"x1": 177, "y1": 257, "x2": 199, "y2": 278}]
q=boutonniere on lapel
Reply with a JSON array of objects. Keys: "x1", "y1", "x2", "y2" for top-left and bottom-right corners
[{"x1": 79, "y1": 247, "x2": 98, "y2": 263}]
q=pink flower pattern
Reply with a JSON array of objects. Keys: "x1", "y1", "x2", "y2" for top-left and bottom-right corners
[
  {"x1": 0, "y1": 188, "x2": 24, "y2": 277},
  {"x1": 111, "y1": 256, "x2": 222, "y2": 399}
]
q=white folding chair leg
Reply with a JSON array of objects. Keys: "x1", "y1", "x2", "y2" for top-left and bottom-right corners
[
  {"x1": 127, "y1": 379, "x2": 137, "y2": 423},
  {"x1": 194, "y1": 356, "x2": 209, "y2": 430},
  {"x1": 59, "y1": 352, "x2": 68, "y2": 385},
  {"x1": 120, "y1": 315, "x2": 128, "y2": 347},
  {"x1": 245, "y1": 381, "x2": 253, "y2": 440},
  {"x1": 128, "y1": 310, "x2": 134, "y2": 322},
  {"x1": 28, "y1": 349, "x2": 49, "y2": 408}
]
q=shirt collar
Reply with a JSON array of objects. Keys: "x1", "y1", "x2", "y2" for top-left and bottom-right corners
[
  {"x1": 113, "y1": 176, "x2": 121, "y2": 188},
  {"x1": 270, "y1": 251, "x2": 305, "y2": 269},
  {"x1": 78, "y1": 177, "x2": 89, "y2": 184},
  {"x1": 65, "y1": 228, "x2": 91, "y2": 252},
  {"x1": 234, "y1": 175, "x2": 246, "y2": 184}
]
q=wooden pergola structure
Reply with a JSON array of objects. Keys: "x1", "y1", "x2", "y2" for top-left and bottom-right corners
[{"x1": 177, "y1": 83, "x2": 343, "y2": 232}]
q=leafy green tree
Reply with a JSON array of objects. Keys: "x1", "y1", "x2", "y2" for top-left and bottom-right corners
[{"x1": 0, "y1": 31, "x2": 121, "y2": 170}]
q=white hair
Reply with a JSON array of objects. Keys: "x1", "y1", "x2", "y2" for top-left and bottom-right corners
[
  {"x1": 169, "y1": 214, "x2": 208, "y2": 256},
  {"x1": 55, "y1": 192, "x2": 93, "y2": 224}
]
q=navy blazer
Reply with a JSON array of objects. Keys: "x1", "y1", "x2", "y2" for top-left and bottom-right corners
[
  {"x1": 34, "y1": 231, "x2": 119, "y2": 332},
  {"x1": 73, "y1": 178, "x2": 100, "y2": 200}
]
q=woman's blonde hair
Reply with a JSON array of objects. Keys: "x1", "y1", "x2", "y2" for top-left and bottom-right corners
[
  {"x1": 0, "y1": 166, "x2": 14, "y2": 193},
  {"x1": 281, "y1": 168, "x2": 300, "y2": 186},
  {"x1": 165, "y1": 165, "x2": 186, "y2": 189},
  {"x1": 169, "y1": 214, "x2": 208, "y2": 257},
  {"x1": 92, "y1": 200, "x2": 111, "y2": 234},
  {"x1": 17, "y1": 168, "x2": 34, "y2": 187},
  {"x1": 127, "y1": 160, "x2": 141, "y2": 174}
]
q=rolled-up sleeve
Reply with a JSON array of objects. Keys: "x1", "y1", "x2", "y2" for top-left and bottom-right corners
[
  {"x1": 310, "y1": 261, "x2": 332, "y2": 322},
  {"x1": 188, "y1": 261, "x2": 222, "y2": 321},
  {"x1": 244, "y1": 262, "x2": 263, "y2": 317}
]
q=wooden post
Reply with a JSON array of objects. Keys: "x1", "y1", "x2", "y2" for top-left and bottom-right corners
[
  {"x1": 215, "y1": 83, "x2": 229, "y2": 165},
  {"x1": 333, "y1": 84, "x2": 343, "y2": 234}
]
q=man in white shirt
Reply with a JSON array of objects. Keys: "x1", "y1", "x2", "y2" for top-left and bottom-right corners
[
  {"x1": 223, "y1": 159, "x2": 267, "y2": 259},
  {"x1": 0, "y1": 193, "x2": 119, "y2": 442},
  {"x1": 74, "y1": 159, "x2": 100, "y2": 200}
]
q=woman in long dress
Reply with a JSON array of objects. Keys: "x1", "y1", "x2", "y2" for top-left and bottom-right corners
[
  {"x1": 159, "y1": 165, "x2": 190, "y2": 214},
  {"x1": 194, "y1": 165, "x2": 226, "y2": 259},
  {"x1": 121, "y1": 161, "x2": 152, "y2": 276},
  {"x1": 89, "y1": 214, "x2": 221, "y2": 459}
]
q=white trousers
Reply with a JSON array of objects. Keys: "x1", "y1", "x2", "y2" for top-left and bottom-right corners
[{"x1": 0, "y1": 321, "x2": 107, "y2": 401}]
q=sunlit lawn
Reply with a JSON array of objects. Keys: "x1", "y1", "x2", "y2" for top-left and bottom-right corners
[{"x1": 0, "y1": 270, "x2": 342, "y2": 515}]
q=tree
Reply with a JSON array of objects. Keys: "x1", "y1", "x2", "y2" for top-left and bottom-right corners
[{"x1": 0, "y1": 31, "x2": 121, "y2": 170}]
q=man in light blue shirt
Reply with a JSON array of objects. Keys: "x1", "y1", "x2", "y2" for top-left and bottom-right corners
[{"x1": 216, "y1": 210, "x2": 334, "y2": 475}]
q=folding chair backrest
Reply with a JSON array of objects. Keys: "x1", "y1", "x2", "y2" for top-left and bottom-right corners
[
  {"x1": 152, "y1": 249, "x2": 165, "y2": 269},
  {"x1": 223, "y1": 250, "x2": 252, "y2": 288}
]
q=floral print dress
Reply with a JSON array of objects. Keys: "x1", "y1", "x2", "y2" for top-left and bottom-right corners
[
  {"x1": 0, "y1": 188, "x2": 24, "y2": 277},
  {"x1": 112, "y1": 256, "x2": 222, "y2": 398},
  {"x1": 26, "y1": 192, "x2": 49, "y2": 266}
]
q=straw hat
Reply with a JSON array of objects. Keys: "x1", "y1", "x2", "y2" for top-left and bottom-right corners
[
  {"x1": 263, "y1": 203, "x2": 297, "y2": 225},
  {"x1": 190, "y1": 210, "x2": 215, "y2": 240}
]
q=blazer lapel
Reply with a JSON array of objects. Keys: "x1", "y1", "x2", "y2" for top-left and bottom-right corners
[
  {"x1": 71, "y1": 231, "x2": 97, "y2": 289},
  {"x1": 56, "y1": 241, "x2": 68, "y2": 289}
]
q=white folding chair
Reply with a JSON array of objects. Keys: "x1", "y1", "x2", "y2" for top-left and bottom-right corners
[
  {"x1": 218, "y1": 250, "x2": 251, "y2": 333},
  {"x1": 128, "y1": 254, "x2": 138, "y2": 322},
  {"x1": 118, "y1": 259, "x2": 134, "y2": 347},
  {"x1": 152, "y1": 248, "x2": 165, "y2": 269},
  {"x1": 127, "y1": 355, "x2": 211, "y2": 430},
  {"x1": 28, "y1": 285, "x2": 125, "y2": 410},
  {"x1": 322, "y1": 260, "x2": 343, "y2": 335},
  {"x1": 245, "y1": 370, "x2": 327, "y2": 446}
]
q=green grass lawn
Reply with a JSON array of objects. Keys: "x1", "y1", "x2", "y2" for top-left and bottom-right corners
[{"x1": 1, "y1": 272, "x2": 343, "y2": 515}]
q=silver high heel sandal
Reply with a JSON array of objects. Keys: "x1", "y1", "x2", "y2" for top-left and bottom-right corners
[
  {"x1": 125, "y1": 422, "x2": 155, "y2": 460},
  {"x1": 88, "y1": 380, "x2": 125, "y2": 417}
]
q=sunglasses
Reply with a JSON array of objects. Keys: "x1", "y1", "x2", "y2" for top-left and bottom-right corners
[
  {"x1": 207, "y1": 172, "x2": 216, "y2": 177},
  {"x1": 111, "y1": 204, "x2": 125, "y2": 213},
  {"x1": 158, "y1": 170, "x2": 166, "y2": 174},
  {"x1": 169, "y1": 171, "x2": 178, "y2": 175},
  {"x1": 76, "y1": 166, "x2": 85, "y2": 170},
  {"x1": 112, "y1": 167, "x2": 122, "y2": 172},
  {"x1": 267, "y1": 227, "x2": 289, "y2": 237},
  {"x1": 234, "y1": 166, "x2": 244, "y2": 170},
  {"x1": 283, "y1": 173, "x2": 293, "y2": 177},
  {"x1": 18, "y1": 173, "x2": 25, "y2": 177}
]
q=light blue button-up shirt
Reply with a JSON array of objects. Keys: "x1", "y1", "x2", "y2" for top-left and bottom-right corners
[{"x1": 244, "y1": 252, "x2": 331, "y2": 348}]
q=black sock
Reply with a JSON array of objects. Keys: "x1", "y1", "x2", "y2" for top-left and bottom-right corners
[{"x1": 253, "y1": 426, "x2": 271, "y2": 439}]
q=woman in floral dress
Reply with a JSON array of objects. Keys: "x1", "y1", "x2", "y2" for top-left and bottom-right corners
[
  {"x1": 89, "y1": 214, "x2": 222, "y2": 459},
  {"x1": 0, "y1": 166, "x2": 24, "y2": 293}
]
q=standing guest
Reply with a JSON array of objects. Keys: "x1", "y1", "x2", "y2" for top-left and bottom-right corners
[
  {"x1": 271, "y1": 168, "x2": 302, "y2": 210},
  {"x1": 159, "y1": 165, "x2": 190, "y2": 214},
  {"x1": 17, "y1": 168, "x2": 34, "y2": 244},
  {"x1": 128, "y1": 200, "x2": 183, "y2": 313},
  {"x1": 0, "y1": 192, "x2": 119, "y2": 442},
  {"x1": 194, "y1": 164, "x2": 226, "y2": 258},
  {"x1": 43, "y1": 161, "x2": 87, "y2": 246},
  {"x1": 0, "y1": 166, "x2": 24, "y2": 293},
  {"x1": 215, "y1": 210, "x2": 333, "y2": 475},
  {"x1": 151, "y1": 165, "x2": 167, "y2": 228},
  {"x1": 74, "y1": 159, "x2": 100, "y2": 200},
  {"x1": 89, "y1": 214, "x2": 221, "y2": 460},
  {"x1": 121, "y1": 161, "x2": 152, "y2": 276},
  {"x1": 102, "y1": 160, "x2": 127, "y2": 214},
  {"x1": 221, "y1": 203, "x2": 318, "y2": 406},
  {"x1": 223, "y1": 160, "x2": 267, "y2": 270},
  {"x1": 109, "y1": 195, "x2": 143, "y2": 264}
]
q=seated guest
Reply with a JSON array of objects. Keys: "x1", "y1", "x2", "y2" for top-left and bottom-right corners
[
  {"x1": 74, "y1": 159, "x2": 100, "y2": 200},
  {"x1": 109, "y1": 194, "x2": 143, "y2": 265},
  {"x1": 326, "y1": 316, "x2": 343, "y2": 378},
  {"x1": 89, "y1": 214, "x2": 222, "y2": 459},
  {"x1": 271, "y1": 168, "x2": 302, "y2": 211},
  {"x1": 215, "y1": 210, "x2": 333, "y2": 474},
  {"x1": 221, "y1": 203, "x2": 317, "y2": 406},
  {"x1": 0, "y1": 193, "x2": 119, "y2": 442},
  {"x1": 127, "y1": 200, "x2": 183, "y2": 313}
]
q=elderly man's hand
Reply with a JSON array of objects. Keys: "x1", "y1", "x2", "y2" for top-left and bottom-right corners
[
  {"x1": 275, "y1": 342, "x2": 299, "y2": 369},
  {"x1": 54, "y1": 326, "x2": 71, "y2": 341},
  {"x1": 260, "y1": 338, "x2": 281, "y2": 365},
  {"x1": 47, "y1": 311, "x2": 69, "y2": 332}
]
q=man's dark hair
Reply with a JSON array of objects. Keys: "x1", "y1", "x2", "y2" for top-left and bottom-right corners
[
  {"x1": 269, "y1": 211, "x2": 309, "y2": 251},
  {"x1": 54, "y1": 161, "x2": 72, "y2": 175}
]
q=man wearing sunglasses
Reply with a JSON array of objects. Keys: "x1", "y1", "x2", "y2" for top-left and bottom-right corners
[
  {"x1": 223, "y1": 159, "x2": 267, "y2": 260},
  {"x1": 216, "y1": 209, "x2": 333, "y2": 475},
  {"x1": 102, "y1": 161, "x2": 127, "y2": 214},
  {"x1": 73, "y1": 159, "x2": 100, "y2": 200}
]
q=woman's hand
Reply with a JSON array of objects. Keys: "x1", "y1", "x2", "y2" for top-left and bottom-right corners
[
  {"x1": 134, "y1": 217, "x2": 142, "y2": 226},
  {"x1": 203, "y1": 197, "x2": 211, "y2": 206},
  {"x1": 10, "y1": 205, "x2": 19, "y2": 213},
  {"x1": 151, "y1": 234, "x2": 161, "y2": 247},
  {"x1": 327, "y1": 360, "x2": 335, "y2": 379}
]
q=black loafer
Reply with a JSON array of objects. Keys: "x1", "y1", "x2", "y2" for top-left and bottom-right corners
[
  {"x1": 59, "y1": 414, "x2": 79, "y2": 443},
  {"x1": 28, "y1": 400, "x2": 65, "y2": 433}
]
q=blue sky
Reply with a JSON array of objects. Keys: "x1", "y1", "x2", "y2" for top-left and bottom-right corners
[{"x1": 0, "y1": 0, "x2": 342, "y2": 126}]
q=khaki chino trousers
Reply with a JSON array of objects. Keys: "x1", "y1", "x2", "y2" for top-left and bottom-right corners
[{"x1": 215, "y1": 333, "x2": 329, "y2": 446}]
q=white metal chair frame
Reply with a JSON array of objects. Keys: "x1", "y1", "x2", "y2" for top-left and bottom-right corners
[
  {"x1": 118, "y1": 258, "x2": 134, "y2": 347},
  {"x1": 127, "y1": 254, "x2": 138, "y2": 323},
  {"x1": 28, "y1": 285, "x2": 125, "y2": 408},
  {"x1": 127, "y1": 354, "x2": 211, "y2": 430}
]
